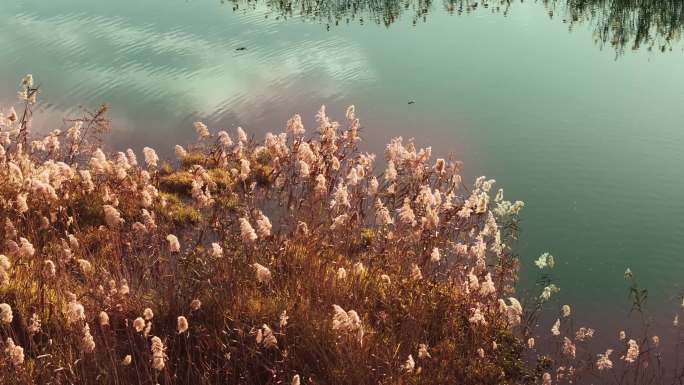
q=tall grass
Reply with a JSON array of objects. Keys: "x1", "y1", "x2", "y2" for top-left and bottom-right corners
[{"x1": 0, "y1": 76, "x2": 680, "y2": 385}]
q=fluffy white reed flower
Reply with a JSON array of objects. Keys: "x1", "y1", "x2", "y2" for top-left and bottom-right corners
[
  {"x1": 66, "y1": 121, "x2": 82, "y2": 142},
  {"x1": 561, "y1": 305, "x2": 571, "y2": 318},
  {"x1": 467, "y1": 271, "x2": 480, "y2": 291},
  {"x1": 0, "y1": 255, "x2": 9, "y2": 271},
  {"x1": 143, "y1": 308, "x2": 154, "y2": 321},
  {"x1": 43, "y1": 260, "x2": 56, "y2": 278},
  {"x1": 142, "y1": 147, "x2": 159, "y2": 168},
  {"x1": 596, "y1": 349, "x2": 613, "y2": 370},
  {"x1": 397, "y1": 198, "x2": 416, "y2": 226},
  {"x1": 410, "y1": 264, "x2": 422, "y2": 280},
  {"x1": 337, "y1": 267, "x2": 347, "y2": 281},
  {"x1": 103, "y1": 205, "x2": 124, "y2": 228},
  {"x1": 542, "y1": 372, "x2": 552, "y2": 385},
  {"x1": 5, "y1": 338, "x2": 24, "y2": 366},
  {"x1": 253, "y1": 263, "x2": 272, "y2": 284},
  {"x1": 125, "y1": 148, "x2": 138, "y2": 166},
  {"x1": 331, "y1": 305, "x2": 364, "y2": 344},
  {"x1": 237, "y1": 127, "x2": 248, "y2": 142},
  {"x1": 122, "y1": 355, "x2": 132, "y2": 366},
  {"x1": 291, "y1": 374, "x2": 301, "y2": 385},
  {"x1": 77, "y1": 259, "x2": 92, "y2": 274},
  {"x1": 624, "y1": 339, "x2": 639, "y2": 363},
  {"x1": 177, "y1": 316, "x2": 189, "y2": 333},
  {"x1": 0, "y1": 255, "x2": 9, "y2": 286},
  {"x1": 133, "y1": 317, "x2": 145, "y2": 332},
  {"x1": 576, "y1": 327, "x2": 595, "y2": 341},
  {"x1": 287, "y1": 114, "x2": 305, "y2": 136},
  {"x1": 279, "y1": 310, "x2": 288, "y2": 330},
  {"x1": 468, "y1": 307, "x2": 487, "y2": 326},
  {"x1": 551, "y1": 319, "x2": 560, "y2": 336},
  {"x1": 15, "y1": 193, "x2": 28, "y2": 213},
  {"x1": 504, "y1": 297, "x2": 523, "y2": 326},
  {"x1": 297, "y1": 160, "x2": 310, "y2": 178},
  {"x1": 218, "y1": 131, "x2": 233, "y2": 147},
  {"x1": 477, "y1": 348, "x2": 485, "y2": 358},
  {"x1": 403, "y1": 354, "x2": 416, "y2": 373},
  {"x1": 82, "y1": 323, "x2": 96, "y2": 353},
  {"x1": 174, "y1": 145, "x2": 187, "y2": 159},
  {"x1": 479, "y1": 273, "x2": 496, "y2": 296},
  {"x1": 18, "y1": 237, "x2": 35, "y2": 258},
  {"x1": 368, "y1": 176, "x2": 379, "y2": 195},
  {"x1": 256, "y1": 324, "x2": 278, "y2": 348},
  {"x1": 534, "y1": 253, "x2": 555, "y2": 269},
  {"x1": 374, "y1": 199, "x2": 393, "y2": 226},
  {"x1": 380, "y1": 274, "x2": 391, "y2": 285},
  {"x1": 255, "y1": 211, "x2": 272, "y2": 238},
  {"x1": 418, "y1": 344, "x2": 431, "y2": 359},
  {"x1": 0, "y1": 303, "x2": 13, "y2": 324},
  {"x1": 67, "y1": 300, "x2": 85, "y2": 324},
  {"x1": 527, "y1": 338, "x2": 535, "y2": 349},
  {"x1": 67, "y1": 234, "x2": 79, "y2": 250},
  {"x1": 166, "y1": 234, "x2": 180, "y2": 252},
  {"x1": 330, "y1": 182, "x2": 351, "y2": 210},
  {"x1": 119, "y1": 280, "x2": 130, "y2": 295},
  {"x1": 239, "y1": 159, "x2": 250, "y2": 181},
  {"x1": 430, "y1": 247, "x2": 441, "y2": 263},
  {"x1": 540, "y1": 284, "x2": 559, "y2": 301},
  {"x1": 211, "y1": 243, "x2": 223, "y2": 258},
  {"x1": 89, "y1": 149, "x2": 109, "y2": 174},
  {"x1": 194, "y1": 122, "x2": 210, "y2": 139},
  {"x1": 151, "y1": 336, "x2": 166, "y2": 370},
  {"x1": 314, "y1": 174, "x2": 327, "y2": 196},
  {"x1": 190, "y1": 299, "x2": 202, "y2": 311},
  {"x1": 562, "y1": 337, "x2": 576, "y2": 358},
  {"x1": 99, "y1": 311, "x2": 110, "y2": 326},
  {"x1": 347, "y1": 167, "x2": 360, "y2": 186},
  {"x1": 330, "y1": 214, "x2": 348, "y2": 230},
  {"x1": 384, "y1": 161, "x2": 397, "y2": 182},
  {"x1": 239, "y1": 218, "x2": 258, "y2": 244}
]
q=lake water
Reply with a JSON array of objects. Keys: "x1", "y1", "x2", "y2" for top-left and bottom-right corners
[{"x1": 2, "y1": 0, "x2": 684, "y2": 331}]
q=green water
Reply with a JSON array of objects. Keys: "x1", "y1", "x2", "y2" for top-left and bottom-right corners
[{"x1": 2, "y1": 0, "x2": 684, "y2": 326}]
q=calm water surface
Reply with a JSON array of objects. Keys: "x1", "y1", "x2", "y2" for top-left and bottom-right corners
[{"x1": 2, "y1": 0, "x2": 684, "y2": 330}]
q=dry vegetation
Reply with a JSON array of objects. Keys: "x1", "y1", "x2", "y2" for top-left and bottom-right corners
[{"x1": 0, "y1": 76, "x2": 680, "y2": 385}]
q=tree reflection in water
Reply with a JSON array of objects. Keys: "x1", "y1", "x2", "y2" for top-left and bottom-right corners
[{"x1": 224, "y1": 0, "x2": 684, "y2": 53}]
